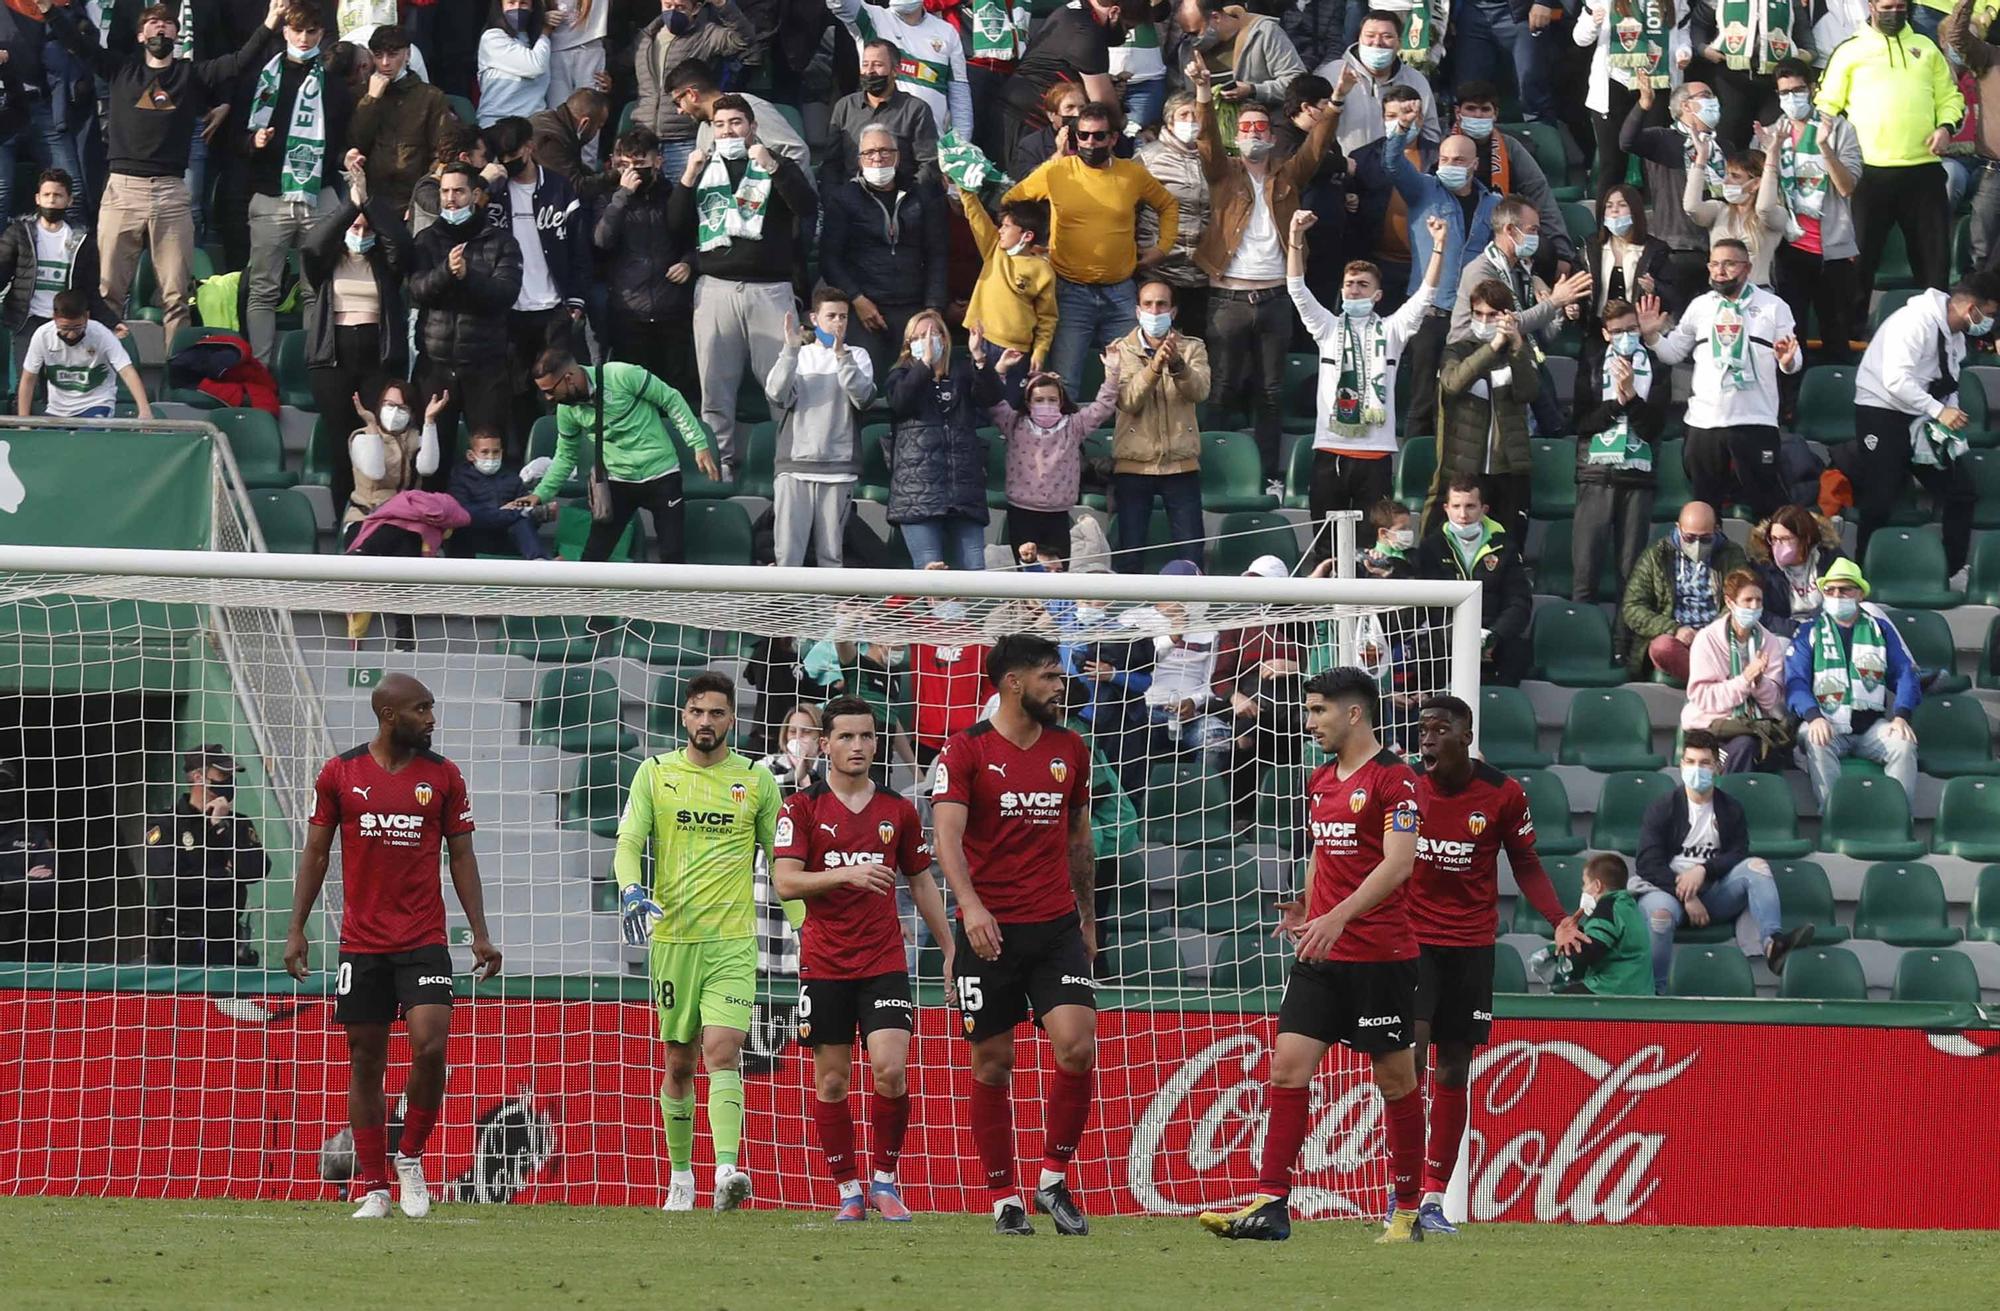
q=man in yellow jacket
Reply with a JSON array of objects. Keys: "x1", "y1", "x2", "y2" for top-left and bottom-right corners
[{"x1": 1816, "y1": 0, "x2": 1963, "y2": 291}]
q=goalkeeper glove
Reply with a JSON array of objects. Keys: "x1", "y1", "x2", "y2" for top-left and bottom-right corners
[{"x1": 620, "y1": 884, "x2": 664, "y2": 946}]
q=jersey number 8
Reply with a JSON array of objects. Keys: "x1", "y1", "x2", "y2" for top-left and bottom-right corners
[
  {"x1": 956, "y1": 976, "x2": 983, "y2": 1012},
  {"x1": 658, "y1": 979, "x2": 676, "y2": 1010}
]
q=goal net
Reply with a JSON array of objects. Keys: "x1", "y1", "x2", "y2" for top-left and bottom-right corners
[{"x1": 0, "y1": 547, "x2": 1479, "y2": 1216}]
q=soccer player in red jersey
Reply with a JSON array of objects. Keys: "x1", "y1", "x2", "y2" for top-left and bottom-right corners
[
  {"x1": 1201, "y1": 667, "x2": 1427, "y2": 1244},
  {"x1": 931, "y1": 633, "x2": 1097, "y2": 1238},
  {"x1": 772, "y1": 697, "x2": 953, "y2": 1223},
  {"x1": 1407, "y1": 694, "x2": 1579, "y2": 1235},
  {"x1": 284, "y1": 673, "x2": 500, "y2": 1220}
]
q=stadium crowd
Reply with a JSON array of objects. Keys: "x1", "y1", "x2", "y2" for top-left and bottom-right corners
[{"x1": 3, "y1": 0, "x2": 2000, "y2": 999}]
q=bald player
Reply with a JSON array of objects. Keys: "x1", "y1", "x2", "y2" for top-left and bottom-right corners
[{"x1": 287, "y1": 673, "x2": 500, "y2": 1220}]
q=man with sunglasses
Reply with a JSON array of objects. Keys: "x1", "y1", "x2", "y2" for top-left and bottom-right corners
[
  {"x1": 1616, "y1": 499, "x2": 1748, "y2": 681},
  {"x1": 1638, "y1": 238, "x2": 1801, "y2": 519}
]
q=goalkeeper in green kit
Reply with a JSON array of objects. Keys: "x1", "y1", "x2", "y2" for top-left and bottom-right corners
[{"x1": 615, "y1": 671, "x2": 793, "y2": 1212}]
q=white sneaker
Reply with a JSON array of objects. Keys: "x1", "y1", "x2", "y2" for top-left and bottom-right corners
[
  {"x1": 714, "y1": 1166, "x2": 752, "y2": 1212},
  {"x1": 350, "y1": 1188, "x2": 392, "y2": 1220},
  {"x1": 662, "y1": 1176, "x2": 696, "y2": 1212},
  {"x1": 393, "y1": 1153, "x2": 430, "y2": 1218}
]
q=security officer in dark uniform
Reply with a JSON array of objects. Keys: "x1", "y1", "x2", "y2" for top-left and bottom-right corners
[
  {"x1": 0, "y1": 761, "x2": 59, "y2": 962},
  {"x1": 146, "y1": 745, "x2": 267, "y2": 966}
]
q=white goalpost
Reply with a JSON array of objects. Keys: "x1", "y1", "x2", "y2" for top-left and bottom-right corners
[{"x1": 0, "y1": 546, "x2": 1481, "y2": 1216}]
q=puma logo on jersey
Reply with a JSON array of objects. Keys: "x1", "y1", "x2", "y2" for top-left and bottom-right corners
[
  {"x1": 351, "y1": 786, "x2": 371, "y2": 800},
  {"x1": 818, "y1": 823, "x2": 841, "y2": 835},
  {"x1": 987, "y1": 763, "x2": 1008, "y2": 777}
]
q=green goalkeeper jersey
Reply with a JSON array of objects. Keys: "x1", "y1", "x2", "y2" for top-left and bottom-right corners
[{"x1": 613, "y1": 749, "x2": 781, "y2": 943}]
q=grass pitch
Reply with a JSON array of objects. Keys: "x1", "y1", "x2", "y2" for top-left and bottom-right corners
[{"x1": 4, "y1": 1197, "x2": 1994, "y2": 1310}]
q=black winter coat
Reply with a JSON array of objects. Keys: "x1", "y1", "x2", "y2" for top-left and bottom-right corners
[
  {"x1": 406, "y1": 212, "x2": 522, "y2": 368},
  {"x1": 593, "y1": 179, "x2": 690, "y2": 321},
  {"x1": 299, "y1": 196, "x2": 409, "y2": 372},
  {"x1": 0, "y1": 219, "x2": 118, "y2": 333},
  {"x1": 820, "y1": 178, "x2": 950, "y2": 311},
  {"x1": 884, "y1": 355, "x2": 997, "y2": 525}
]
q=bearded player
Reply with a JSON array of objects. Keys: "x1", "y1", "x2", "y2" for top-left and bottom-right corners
[
  {"x1": 285, "y1": 673, "x2": 502, "y2": 1220},
  {"x1": 1200, "y1": 667, "x2": 1427, "y2": 1244},
  {"x1": 616, "y1": 672, "x2": 785, "y2": 1213},
  {"x1": 932, "y1": 633, "x2": 1097, "y2": 1238},
  {"x1": 772, "y1": 697, "x2": 954, "y2": 1221},
  {"x1": 1407, "y1": 694, "x2": 1578, "y2": 1234}
]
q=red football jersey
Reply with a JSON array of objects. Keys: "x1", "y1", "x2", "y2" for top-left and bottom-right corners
[
  {"x1": 310, "y1": 745, "x2": 476, "y2": 953},
  {"x1": 1305, "y1": 748, "x2": 1421, "y2": 963},
  {"x1": 911, "y1": 642, "x2": 990, "y2": 751},
  {"x1": 775, "y1": 783, "x2": 931, "y2": 980},
  {"x1": 1410, "y1": 762, "x2": 1547, "y2": 947},
  {"x1": 931, "y1": 720, "x2": 1091, "y2": 924}
]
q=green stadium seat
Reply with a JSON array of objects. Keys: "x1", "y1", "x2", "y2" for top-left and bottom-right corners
[
  {"x1": 1529, "y1": 518, "x2": 1627, "y2": 600},
  {"x1": 247, "y1": 487, "x2": 317, "y2": 553},
  {"x1": 1777, "y1": 945, "x2": 1868, "y2": 1000},
  {"x1": 1479, "y1": 685, "x2": 1549, "y2": 769},
  {"x1": 1492, "y1": 940, "x2": 1530, "y2": 993},
  {"x1": 1891, "y1": 950, "x2": 1981, "y2": 1003},
  {"x1": 1963, "y1": 449, "x2": 2000, "y2": 528},
  {"x1": 446, "y1": 93, "x2": 476, "y2": 126},
  {"x1": 1282, "y1": 352, "x2": 1320, "y2": 415},
  {"x1": 981, "y1": 431, "x2": 1009, "y2": 509},
  {"x1": 1176, "y1": 844, "x2": 1261, "y2": 905},
  {"x1": 1961, "y1": 371, "x2": 1998, "y2": 449},
  {"x1": 1913, "y1": 696, "x2": 2000, "y2": 777},
  {"x1": 528, "y1": 414, "x2": 562, "y2": 462},
  {"x1": 1973, "y1": 866, "x2": 2000, "y2": 943},
  {"x1": 1863, "y1": 526, "x2": 1955, "y2": 608},
  {"x1": 1854, "y1": 863, "x2": 1964, "y2": 945},
  {"x1": 1145, "y1": 762, "x2": 1236, "y2": 845},
  {"x1": 1820, "y1": 775, "x2": 1925, "y2": 859},
  {"x1": 1393, "y1": 435, "x2": 1434, "y2": 511},
  {"x1": 1531, "y1": 602, "x2": 1626, "y2": 686},
  {"x1": 1715, "y1": 773, "x2": 1814, "y2": 858},
  {"x1": 1506, "y1": 122, "x2": 1574, "y2": 191},
  {"x1": 1590, "y1": 770, "x2": 1676, "y2": 853},
  {"x1": 1669, "y1": 945, "x2": 1755, "y2": 998},
  {"x1": 1931, "y1": 777, "x2": 2000, "y2": 860},
  {"x1": 1210, "y1": 510, "x2": 1300, "y2": 576},
  {"x1": 1982, "y1": 614, "x2": 2000, "y2": 688},
  {"x1": 1510, "y1": 854, "x2": 1581, "y2": 934},
  {"x1": 1875, "y1": 224, "x2": 1915, "y2": 288},
  {"x1": 273, "y1": 330, "x2": 313, "y2": 409},
  {"x1": 1558, "y1": 688, "x2": 1666, "y2": 771},
  {"x1": 1651, "y1": 438, "x2": 1693, "y2": 520},
  {"x1": 1869, "y1": 287, "x2": 1921, "y2": 333},
  {"x1": 1771, "y1": 860, "x2": 1850, "y2": 944},
  {"x1": 209, "y1": 407, "x2": 293, "y2": 488},
  {"x1": 563, "y1": 751, "x2": 641, "y2": 838},
  {"x1": 1794, "y1": 366, "x2": 1857, "y2": 446},
  {"x1": 553, "y1": 504, "x2": 640, "y2": 561},
  {"x1": 1529, "y1": 437, "x2": 1576, "y2": 519},
  {"x1": 1509, "y1": 768, "x2": 1584, "y2": 854},
  {"x1": 1954, "y1": 213, "x2": 1976, "y2": 278},
  {"x1": 1209, "y1": 932, "x2": 1289, "y2": 993},
  {"x1": 1558, "y1": 198, "x2": 1596, "y2": 244},
  {"x1": 1199, "y1": 431, "x2": 1278, "y2": 511},
  {"x1": 734, "y1": 373, "x2": 770, "y2": 424},
  {"x1": 622, "y1": 620, "x2": 708, "y2": 668},
  {"x1": 1282, "y1": 434, "x2": 1313, "y2": 510},
  {"x1": 1886, "y1": 609, "x2": 1970, "y2": 694},
  {"x1": 530, "y1": 667, "x2": 638, "y2": 753},
  {"x1": 858, "y1": 423, "x2": 892, "y2": 502},
  {"x1": 683, "y1": 500, "x2": 755, "y2": 566},
  {"x1": 1104, "y1": 932, "x2": 1184, "y2": 987},
  {"x1": 738, "y1": 420, "x2": 779, "y2": 499},
  {"x1": 1254, "y1": 761, "x2": 1311, "y2": 850},
  {"x1": 499, "y1": 613, "x2": 611, "y2": 662}
]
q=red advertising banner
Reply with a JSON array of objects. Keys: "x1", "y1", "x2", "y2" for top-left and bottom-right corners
[{"x1": 3, "y1": 989, "x2": 1996, "y2": 1227}]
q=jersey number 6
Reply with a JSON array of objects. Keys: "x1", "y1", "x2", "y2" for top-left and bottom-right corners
[{"x1": 956, "y1": 976, "x2": 983, "y2": 1012}]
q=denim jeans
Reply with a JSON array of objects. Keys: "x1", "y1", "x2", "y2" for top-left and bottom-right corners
[
  {"x1": 1635, "y1": 856, "x2": 1782, "y2": 994},
  {"x1": 1122, "y1": 76, "x2": 1166, "y2": 130},
  {"x1": 1964, "y1": 158, "x2": 2000, "y2": 269},
  {"x1": 1051, "y1": 277, "x2": 1137, "y2": 390},
  {"x1": 1799, "y1": 716, "x2": 1920, "y2": 812},
  {"x1": 900, "y1": 515, "x2": 987, "y2": 571},
  {"x1": 1455, "y1": 0, "x2": 1557, "y2": 122},
  {"x1": 1111, "y1": 470, "x2": 1203, "y2": 573},
  {"x1": 0, "y1": 98, "x2": 89, "y2": 223}
]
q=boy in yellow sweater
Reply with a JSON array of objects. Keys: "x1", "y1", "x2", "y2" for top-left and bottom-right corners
[{"x1": 957, "y1": 188, "x2": 1059, "y2": 376}]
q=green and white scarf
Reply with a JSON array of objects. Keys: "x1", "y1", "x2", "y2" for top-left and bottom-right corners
[
  {"x1": 248, "y1": 51, "x2": 327, "y2": 202},
  {"x1": 1717, "y1": 0, "x2": 1799, "y2": 73},
  {"x1": 176, "y1": 0, "x2": 194, "y2": 59},
  {"x1": 1911, "y1": 413, "x2": 1969, "y2": 468},
  {"x1": 1709, "y1": 294, "x2": 1756, "y2": 392},
  {"x1": 1398, "y1": 0, "x2": 1449, "y2": 72},
  {"x1": 1605, "y1": 0, "x2": 1671, "y2": 89},
  {"x1": 967, "y1": 0, "x2": 1020, "y2": 60},
  {"x1": 938, "y1": 127, "x2": 1009, "y2": 192},
  {"x1": 1776, "y1": 117, "x2": 1826, "y2": 244},
  {"x1": 1587, "y1": 346, "x2": 1654, "y2": 469},
  {"x1": 694, "y1": 151, "x2": 771, "y2": 251},
  {"x1": 1810, "y1": 609, "x2": 1888, "y2": 734},
  {"x1": 1327, "y1": 314, "x2": 1389, "y2": 437},
  {"x1": 1681, "y1": 125, "x2": 1726, "y2": 199}
]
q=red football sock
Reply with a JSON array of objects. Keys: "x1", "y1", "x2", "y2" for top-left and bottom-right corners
[
  {"x1": 399, "y1": 1105, "x2": 439, "y2": 1159},
  {"x1": 870, "y1": 1090, "x2": 910, "y2": 1179},
  {"x1": 968, "y1": 1079, "x2": 1017, "y2": 1201},
  {"x1": 1255, "y1": 1085, "x2": 1312, "y2": 1199},
  {"x1": 1040, "y1": 1067, "x2": 1093, "y2": 1175},
  {"x1": 352, "y1": 1120, "x2": 389, "y2": 1196},
  {"x1": 1385, "y1": 1087, "x2": 1426, "y2": 1212},
  {"x1": 812, "y1": 1097, "x2": 858, "y2": 1186},
  {"x1": 1422, "y1": 1082, "x2": 1469, "y2": 1196}
]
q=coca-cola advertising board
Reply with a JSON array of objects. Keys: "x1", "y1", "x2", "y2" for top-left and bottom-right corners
[{"x1": 4, "y1": 989, "x2": 1996, "y2": 1227}]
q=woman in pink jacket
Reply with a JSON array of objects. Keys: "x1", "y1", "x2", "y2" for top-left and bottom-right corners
[
  {"x1": 988, "y1": 343, "x2": 1121, "y2": 558},
  {"x1": 1682, "y1": 568, "x2": 1792, "y2": 774}
]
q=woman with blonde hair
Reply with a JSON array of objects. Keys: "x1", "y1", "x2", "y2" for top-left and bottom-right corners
[
  {"x1": 1684, "y1": 132, "x2": 1789, "y2": 286},
  {"x1": 884, "y1": 312, "x2": 997, "y2": 570}
]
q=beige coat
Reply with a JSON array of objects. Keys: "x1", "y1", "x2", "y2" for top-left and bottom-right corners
[{"x1": 1111, "y1": 327, "x2": 1211, "y2": 475}]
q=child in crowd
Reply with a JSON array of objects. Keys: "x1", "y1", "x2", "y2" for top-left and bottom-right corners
[
  {"x1": 1560, "y1": 853, "x2": 1653, "y2": 997},
  {"x1": 986, "y1": 343, "x2": 1120, "y2": 558},
  {"x1": 957, "y1": 189, "x2": 1058, "y2": 384},
  {"x1": 1362, "y1": 497, "x2": 1415, "y2": 578}
]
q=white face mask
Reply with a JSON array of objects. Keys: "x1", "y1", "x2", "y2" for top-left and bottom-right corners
[
  {"x1": 1387, "y1": 527, "x2": 1414, "y2": 550},
  {"x1": 379, "y1": 404, "x2": 411, "y2": 433},
  {"x1": 1005, "y1": 236, "x2": 1032, "y2": 256},
  {"x1": 286, "y1": 40, "x2": 318, "y2": 62},
  {"x1": 1171, "y1": 120, "x2": 1200, "y2": 145},
  {"x1": 1449, "y1": 517, "x2": 1484, "y2": 542},
  {"x1": 785, "y1": 734, "x2": 816, "y2": 759},
  {"x1": 911, "y1": 335, "x2": 938, "y2": 363},
  {"x1": 714, "y1": 135, "x2": 748, "y2": 161},
  {"x1": 862, "y1": 164, "x2": 896, "y2": 187},
  {"x1": 473, "y1": 456, "x2": 503, "y2": 475},
  {"x1": 1578, "y1": 891, "x2": 1599, "y2": 916}
]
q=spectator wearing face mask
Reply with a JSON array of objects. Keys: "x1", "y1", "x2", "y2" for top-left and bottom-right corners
[
  {"x1": 597, "y1": 126, "x2": 698, "y2": 405},
  {"x1": 1679, "y1": 0, "x2": 1817, "y2": 150},
  {"x1": 347, "y1": 25, "x2": 451, "y2": 216},
  {"x1": 1763, "y1": 59, "x2": 1863, "y2": 392},
  {"x1": 1619, "y1": 499, "x2": 1749, "y2": 680},
  {"x1": 1574, "y1": 0, "x2": 1676, "y2": 193},
  {"x1": 1576, "y1": 185, "x2": 1685, "y2": 340},
  {"x1": 1137, "y1": 92, "x2": 1213, "y2": 336},
  {"x1": 446, "y1": 429, "x2": 554, "y2": 560},
  {"x1": 478, "y1": 0, "x2": 552, "y2": 127},
  {"x1": 1624, "y1": 79, "x2": 1728, "y2": 294},
  {"x1": 885, "y1": 310, "x2": 997, "y2": 571},
  {"x1": 409, "y1": 121, "x2": 489, "y2": 236},
  {"x1": 343, "y1": 381, "x2": 444, "y2": 543},
  {"x1": 820, "y1": 126, "x2": 951, "y2": 384},
  {"x1": 1784, "y1": 558, "x2": 1922, "y2": 809},
  {"x1": 764, "y1": 288, "x2": 878, "y2": 570},
  {"x1": 1682, "y1": 134, "x2": 1788, "y2": 286},
  {"x1": 999, "y1": 0, "x2": 1126, "y2": 173},
  {"x1": 629, "y1": 0, "x2": 757, "y2": 179},
  {"x1": 958, "y1": 190, "x2": 1059, "y2": 375},
  {"x1": 1943, "y1": 0, "x2": 2000, "y2": 267},
  {"x1": 1385, "y1": 131, "x2": 1500, "y2": 438},
  {"x1": 529, "y1": 87, "x2": 613, "y2": 199},
  {"x1": 827, "y1": 38, "x2": 942, "y2": 191},
  {"x1": 1175, "y1": 1, "x2": 1307, "y2": 126},
  {"x1": 1323, "y1": 9, "x2": 1440, "y2": 155},
  {"x1": 828, "y1": 0, "x2": 973, "y2": 143},
  {"x1": 988, "y1": 352, "x2": 1122, "y2": 557},
  {"x1": 0, "y1": 170, "x2": 120, "y2": 355},
  {"x1": 17, "y1": 290, "x2": 152, "y2": 420},
  {"x1": 1451, "y1": 81, "x2": 1576, "y2": 277},
  {"x1": 756, "y1": 705, "x2": 828, "y2": 792},
  {"x1": 1410, "y1": 477, "x2": 1533, "y2": 686},
  {"x1": 1747, "y1": 502, "x2": 1849, "y2": 631},
  {"x1": 1683, "y1": 569, "x2": 1792, "y2": 773},
  {"x1": 1110, "y1": 280, "x2": 1209, "y2": 572},
  {"x1": 407, "y1": 161, "x2": 523, "y2": 456},
  {"x1": 1431, "y1": 283, "x2": 1539, "y2": 538},
  {"x1": 1571, "y1": 297, "x2": 1670, "y2": 602}
]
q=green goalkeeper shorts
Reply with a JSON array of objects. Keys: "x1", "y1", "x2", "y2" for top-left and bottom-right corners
[{"x1": 648, "y1": 938, "x2": 757, "y2": 1045}]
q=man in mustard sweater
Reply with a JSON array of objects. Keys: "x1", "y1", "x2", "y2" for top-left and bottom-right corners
[
  {"x1": 1004, "y1": 100, "x2": 1179, "y2": 387},
  {"x1": 1816, "y1": 0, "x2": 1963, "y2": 293}
]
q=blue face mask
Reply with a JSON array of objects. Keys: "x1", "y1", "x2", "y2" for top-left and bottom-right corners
[
  {"x1": 1732, "y1": 604, "x2": 1764, "y2": 630},
  {"x1": 1359, "y1": 45, "x2": 1395, "y2": 71},
  {"x1": 1611, "y1": 330, "x2": 1642, "y2": 357},
  {"x1": 814, "y1": 326, "x2": 837, "y2": 347},
  {"x1": 1693, "y1": 97, "x2": 1721, "y2": 128},
  {"x1": 344, "y1": 230, "x2": 376, "y2": 253},
  {"x1": 1138, "y1": 308, "x2": 1174, "y2": 338},
  {"x1": 1681, "y1": 763, "x2": 1715, "y2": 794},
  {"x1": 1779, "y1": 91, "x2": 1812, "y2": 121},
  {"x1": 1603, "y1": 212, "x2": 1633, "y2": 237},
  {"x1": 1969, "y1": 309, "x2": 1994, "y2": 338},
  {"x1": 1435, "y1": 163, "x2": 1471, "y2": 191},
  {"x1": 1825, "y1": 595, "x2": 1860, "y2": 623},
  {"x1": 1341, "y1": 296, "x2": 1377, "y2": 318},
  {"x1": 1460, "y1": 114, "x2": 1495, "y2": 139},
  {"x1": 1515, "y1": 232, "x2": 1540, "y2": 261},
  {"x1": 440, "y1": 204, "x2": 474, "y2": 226}
]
